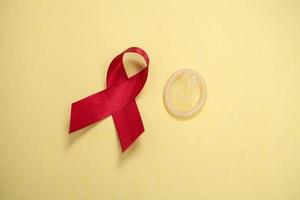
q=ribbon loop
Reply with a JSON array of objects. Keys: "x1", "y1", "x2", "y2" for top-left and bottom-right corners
[{"x1": 69, "y1": 47, "x2": 149, "y2": 152}]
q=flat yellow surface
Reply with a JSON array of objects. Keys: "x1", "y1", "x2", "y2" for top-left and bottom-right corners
[{"x1": 1, "y1": 0, "x2": 300, "y2": 199}]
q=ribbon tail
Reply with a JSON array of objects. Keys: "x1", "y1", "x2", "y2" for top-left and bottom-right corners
[
  {"x1": 69, "y1": 91, "x2": 111, "y2": 133},
  {"x1": 69, "y1": 102, "x2": 102, "y2": 133},
  {"x1": 113, "y1": 100, "x2": 144, "y2": 152}
]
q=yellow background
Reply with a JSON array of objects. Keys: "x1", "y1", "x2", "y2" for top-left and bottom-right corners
[{"x1": 1, "y1": 0, "x2": 300, "y2": 199}]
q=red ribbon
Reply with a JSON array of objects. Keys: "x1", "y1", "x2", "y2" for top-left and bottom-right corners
[{"x1": 69, "y1": 47, "x2": 149, "y2": 152}]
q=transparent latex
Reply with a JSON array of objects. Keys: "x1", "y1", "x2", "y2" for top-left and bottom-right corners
[{"x1": 164, "y1": 69, "x2": 207, "y2": 118}]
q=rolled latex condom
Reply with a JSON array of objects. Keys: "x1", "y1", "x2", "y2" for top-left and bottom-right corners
[{"x1": 163, "y1": 69, "x2": 207, "y2": 118}]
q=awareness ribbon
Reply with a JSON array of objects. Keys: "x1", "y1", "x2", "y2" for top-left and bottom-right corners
[{"x1": 69, "y1": 47, "x2": 149, "y2": 152}]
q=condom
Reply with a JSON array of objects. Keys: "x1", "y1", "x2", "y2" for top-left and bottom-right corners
[{"x1": 163, "y1": 69, "x2": 207, "y2": 118}]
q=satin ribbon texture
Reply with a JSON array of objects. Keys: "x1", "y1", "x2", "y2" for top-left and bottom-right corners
[{"x1": 69, "y1": 47, "x2": 149, "y2": 152}]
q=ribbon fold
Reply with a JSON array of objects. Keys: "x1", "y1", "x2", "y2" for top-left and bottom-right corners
[{"x1": 69, "y1": 47, "x2": 149, "y2": 152}]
